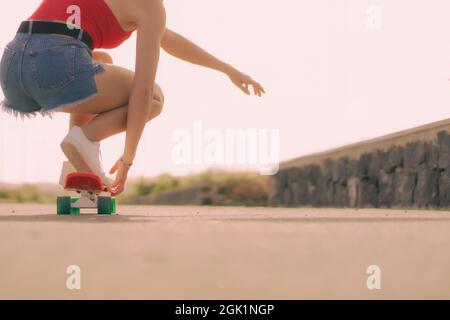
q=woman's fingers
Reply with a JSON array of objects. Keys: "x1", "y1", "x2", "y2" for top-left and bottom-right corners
[
  {"x1": 255, "y1": 85, "x2": 262, "y2": 97},
  {"x1": 248, "y1": 82, "x2": 262, "y2": 97},
  {"x1": 253, "y1": 84, "x2": 261, "y2": 97},
  {"x1": 111, "y1": 172, "x2": 123, "y2": 189},
  {"x1": 240, "y1": 82, "x2": 250, "y2": 95},
  {"x1": 111, "y1": 185, "x2": 123, "y2": 196},
  {"x1": 111, "y1": 179, "x2": 124, "y2": 196},
  {"x1": 249, "y1": 79, "x2": 263, "y2": 97},
  {"x1": 108, "y1": 159, "x2": 129, "y2": 196},
  {"x1": 259, "y1": 83, "x2": 266, "y2": 94},
  {"x1": 256, "y1": 84, "x2": 265, "y2": 96},
  {"x1": 250, "y1": 79, "x2": 257, "y2": 96},
  {"x1": 231, "y1": 72, "x2": 265, "y2": 97},
  {"x1": 115, "y1": 183, "x2": 124, "y2": 195},
  {"x1": 111, "y1": 179, "x2": 119, "y2": 190}
]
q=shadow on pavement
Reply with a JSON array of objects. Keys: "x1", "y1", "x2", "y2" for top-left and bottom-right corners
[
  {"x1": 1, "y1": 214, "x2": 450, "y2": 224},
  {"x1": 0, "y1": 214, "x2": 154, "y2": 223}
]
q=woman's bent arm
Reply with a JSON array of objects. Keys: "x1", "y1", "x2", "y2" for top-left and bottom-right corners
[
  {"x1": 111, "y1": 0, "x2": 166, "y2": 194},
  {"x1": 125, "y1": 2, "x2": 166, "y2": 162}
]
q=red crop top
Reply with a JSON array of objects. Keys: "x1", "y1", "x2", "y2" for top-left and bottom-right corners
[{"x1": 29, "y1": 0, "x2": 133, "y2": 49}]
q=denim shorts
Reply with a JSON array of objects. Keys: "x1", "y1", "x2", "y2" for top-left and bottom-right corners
[{"x1": 0, "y1": 32, "x2": 105, "y2": 118}]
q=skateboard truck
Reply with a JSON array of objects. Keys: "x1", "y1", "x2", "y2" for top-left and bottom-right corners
[{"x1": 57, "y1": 172, "x2": 116, "y2": 215}]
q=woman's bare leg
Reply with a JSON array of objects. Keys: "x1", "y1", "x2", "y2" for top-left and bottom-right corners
[
  {"x1": 69, "y1": 114, "x2": 96, "y2": 129},
  {"x1": 81, "y1": 92, "x2": 164, "y2": 142},
  {"x1": 68, "y1": 51, "x2": 114, "y2": 130},
  {"x1": 63, "y1": 63, "x2": 164, "y2": 141}
]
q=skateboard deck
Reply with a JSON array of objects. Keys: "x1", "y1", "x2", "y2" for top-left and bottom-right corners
[
  {"x1": 64, "y1": 172, "x2": 105, "y2": 192},
  {"x1": 57, "y1": 172, "x2": 116, "y2": 215}
]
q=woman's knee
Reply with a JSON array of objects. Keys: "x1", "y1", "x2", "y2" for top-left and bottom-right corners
[
  {"x1": 153, "y1": 83, "x2": 165, "y2": 106},
  {"x1": 147, "y1": 84, "x2": 165, "y2": 121}
]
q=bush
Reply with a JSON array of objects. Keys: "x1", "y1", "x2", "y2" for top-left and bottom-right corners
[
  {"x1": 119, "y1": 170, "x2": 269, "y2": 206},
  {"x1": 0, "y1": 185, "x2": 54, "y2": 203}
]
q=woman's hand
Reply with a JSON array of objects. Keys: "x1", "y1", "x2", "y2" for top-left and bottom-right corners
[
  {"x1": 227, "y1": 67, "x2": 266, "y2": 97},
  {"x1": 109, "y1": 157, "x2": 132, "y2": 196}
]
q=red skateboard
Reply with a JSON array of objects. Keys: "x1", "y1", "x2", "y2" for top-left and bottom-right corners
[{"x1": 57, "y1": 172, "x2": 116, "y2": 215}]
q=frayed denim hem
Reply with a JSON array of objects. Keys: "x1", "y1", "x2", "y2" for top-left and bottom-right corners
[
  {"x1": 1, "y1": 100, "x2": 41, "y2": 120},
  {"x1": 1, "y1": 92, "x2": 99, "y2": 120}
]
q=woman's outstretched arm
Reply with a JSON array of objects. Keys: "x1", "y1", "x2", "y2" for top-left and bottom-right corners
[{"x1": 161, "y1": 29, "x2": 265, "y2": 96}]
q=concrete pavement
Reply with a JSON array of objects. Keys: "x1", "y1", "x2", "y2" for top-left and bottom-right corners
[{"x1": 0, "y1": 204, "x2": 450, "y2": 299}]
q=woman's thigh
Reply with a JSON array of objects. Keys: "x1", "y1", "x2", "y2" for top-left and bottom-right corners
[{"x1": 64, "y1": 64, "x2": 134, "y2": 115}]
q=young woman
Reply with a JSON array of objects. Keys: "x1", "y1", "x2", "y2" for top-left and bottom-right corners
[{"x1": 0, "y1": 0, "x2": 265, "y2": 195}]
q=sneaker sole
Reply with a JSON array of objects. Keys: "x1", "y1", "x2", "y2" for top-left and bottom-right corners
[{"x1": 61, "y1": 141, "x2": 93, "y2": 174}]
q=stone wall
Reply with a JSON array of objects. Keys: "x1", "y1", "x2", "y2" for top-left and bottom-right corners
[{"x1": 270, "y1": 119, "x2": 450, "y2": 209}]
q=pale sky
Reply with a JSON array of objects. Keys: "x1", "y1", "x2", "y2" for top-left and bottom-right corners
[{"x1": 1, "y1": 0, "x2": 450, "y2": 183}]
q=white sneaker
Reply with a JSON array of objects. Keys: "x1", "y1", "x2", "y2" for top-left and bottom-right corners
[
  {"x1": 59, "y1": 161, "x2": 76, "y2": 186},
  {"x1": 60, "y1": 126, "x2": 112, "y2": 187}
]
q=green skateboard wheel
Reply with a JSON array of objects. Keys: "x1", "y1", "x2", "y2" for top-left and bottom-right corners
[
  {"x1": 57, "y1": 196, "x2": 71, "y2": 215},
  {"x1": 98, "y1": 196, "x2": 115, "y2": 215}
]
